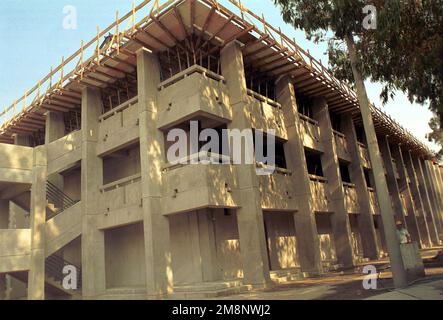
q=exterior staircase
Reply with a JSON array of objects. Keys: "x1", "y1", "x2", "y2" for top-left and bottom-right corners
[
  {"x1": 45, "y1": 254, "x2": 82, "y2": 297},
  {"x1": 46, "y1": 181, "x2": 79, "y2": 220},
  {"x1": 7, "y1": 254, "x2": 82, "y2": 299}
]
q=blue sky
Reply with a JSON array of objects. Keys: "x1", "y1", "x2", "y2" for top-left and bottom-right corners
[{"x1": 0, "y1": 0, "x2": 436, "y2": 150}]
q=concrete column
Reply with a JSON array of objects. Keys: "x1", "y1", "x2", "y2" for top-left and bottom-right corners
[
  {"x1": 220, "y1": 40, "x2": 271, "y2": 287},
  {"x1": 137, "y1": 48, "x2": 173, "y2": 297},
  {"x1": 359, "y1": 103, "x2": 408, "y2": 287},
  {"x1": 342, "y1": 115, "x2": 379, "y2": 259},
  {"x1": 392, "y1": 145, "x2": 422, "y2": 246},
  {"x1": 45, "y1": 111, "x2": 65, "y2": 144},
  {"x1": 12, "y1": 134, "x2": 32, "y2": 147},
  {"x1": 430, "y1": 163, "x2": 443, "y2": 235},
  {"x1": 423, "y1": 160, "x2": 443, "y2": 239},
  {"x1": 45, "y1": 111, "x2": 66, "y2": 197},
  {"x1": 0, "y1": 200, "x2": 8, "y2": 229},
  {"x1": 275, "y1": 76, "x2": 322, "y2": 275},
  {"x1": 27, "y1": 146, "x2": 47, "y2": 300},
  {"x1": 404, "y1": 151, "x2": 432, "y2": 247},
  {"x1": 81, "y1": 87, "x2": 106, "y2": 298},
  {"x1": 0, "y1": 200, "x2": 8, "y2": 300},
  {"x1": 415, "y1": 157, "x2": 440, "y2": 245},
  {"x1": 379, "y1": 137, "x2": 407, "y2": 225},
  {"x1": 312, "y1": 99, "x2": 354, "y2": 268},
  {"x1": 437, "y1": 165, "x2": 443, "y2": 227}
]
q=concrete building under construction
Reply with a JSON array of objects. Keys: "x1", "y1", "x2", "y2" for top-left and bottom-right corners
[{"x1": 0, "y1": 0, "x2": 442, "y2": 299}]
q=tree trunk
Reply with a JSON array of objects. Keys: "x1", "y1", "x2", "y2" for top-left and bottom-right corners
[{"x1": 345, "y1": 33, "x2": 408, "y2": 288}]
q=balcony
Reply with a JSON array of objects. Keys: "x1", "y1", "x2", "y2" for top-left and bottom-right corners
[
  {"x1": 157, "y1": 65, "x2": 231, "y2": 130},
  {"x1": 99, "y1": 173, "x2": 143, "y2": 229},
  {"x1": 0, "y1": 144, "x2": 33, "y2": 184},
  {"x1": 309, "y1": 175, "x2": 329, "y2": 212},
  {"x1": 298, "y1": 114, "x2": 323, "y2": 151},
  {"x1": 47, "y1": 130, "x2": 82, "y2": 175},
  {"x1": 358, "y1": 142, "x2": 371, "y2": 168},
  {"x1": 343, "y1": 183, "x2": 359, "y2": 213},
  {"x1": 162, "y1": 153, "x2": 238, "y2": 215},
  {"x1": 368, "y1": 187, "x2": 380, "y2": 215},
  {"x1": 333, "y1": 130, "x2": 351, "y2": 161},
  {"x1": 97, "y1": 96, "x2": 140, "y2": 156},
  {"x1": 257, "y1": 164, "x2": 296, "y2": 211},
  {"x1": 247, "y1": 90, "x2": 287, "y2": 140}
]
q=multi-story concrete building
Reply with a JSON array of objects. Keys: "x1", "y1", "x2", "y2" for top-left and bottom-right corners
[{"x1": 0, "y1": 0, "x2": 442, "y2": 300}]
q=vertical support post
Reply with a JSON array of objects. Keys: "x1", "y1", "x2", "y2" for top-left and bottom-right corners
[
  {"x1": 342, "y1": 115, "x2": 379, "y2": 259},
  {"x1": 358, "y1": 104, "x2": 407, "y2": 288},
  {"x1": 423, "y1": 160, "x2": 443, "y2": 240},
  {"x1": 313, "y1": 100, "x2": 354, "y2": 268},
  {"x1": 81, "y1": 87, "x2": 106, "y2": 298},
  {"x1": 378, "y1": 136, "x2": 407, "y2": 225},
  {"x1": 414, "y1": 156, "x2": 440, "y2": 245},
  {"x1": 27, "y1": 146, "x2": 47, "y2": 300},
  {"x1": 12, "y1": 134, "x2": 32, "y2": 147},
  {"x1": 45, "y1": 111, "x2": 66, "y2": 144},
  {"x1": 392, "y1": 145, "x2": 422, "y2": 246},
  {"x1": 275, "y1": 76, "x2": 323, "y2": 275},
  {"x1": 136, "y1": 48, "x2": 173, "y2": 297},
  {"x1": 0, "y1": 200, "x2": 9, "y2": 300},
  {"x1": 220, "y1": 40, "x2": 271, "y2": 287},
  {"x1": 430, "y1": 162, "x2": 443, "y2": 237},
  {"x1": 404, "y1": 151, "x2": 432, "y2": 247}
]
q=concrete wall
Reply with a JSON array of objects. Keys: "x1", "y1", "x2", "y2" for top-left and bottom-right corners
[
  {"x1": 315, "y1": 213, "x2": 337, "y2": 263},
  {"x1": 97, "y1": 99, "x2": 140, "y2": 156},
  {"x1": 263, "y1": 212, "x2": 299, "y2": 270},
  {"x1": 348, "y1": 214, "x2": 364, "y2": 259},
  {"x1": 297, "y1": 116, "x2": 324, "y2": 152},
  {"x1": 247, "y1": 94, "x2": 287, "y2": 140},
  {"x1": 213, "y1": 209, "x2": 243, "y2": 281},
  {"x1": 9, "y1": 202, "x2": 30, "y2": 229},
  {"x1": 104, "y1": 222, "x2": 146, "y2": 289},
  {"x1": 259, "y1": 173, "x2": 296, "y2": 211},
  {"x1": 158, "y1": 68, "x2": 231, "y2": 130},
  {"x1": 162, "y1": 164, "x2": 238, "y2": 215},
  {"x1": 0, "y1": 229, "x2": 31, "y2": 273},
  {"x1": 46, "y1": 131, "x2": 82, "y2": 175},
  {"x1": 0, "y1": 144, "x2": 33, "y2": 184},
  {"x1": 63, "y1": 167, "x2": 81, "y2": 201}
]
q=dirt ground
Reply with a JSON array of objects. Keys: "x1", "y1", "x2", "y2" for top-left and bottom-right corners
[{"x1": 217, "y1": 247, "x2": 443, "y2": 300}]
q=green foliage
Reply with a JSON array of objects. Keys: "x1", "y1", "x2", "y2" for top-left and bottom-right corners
[{"x1": 274, "y1": 0, "x2": 443, "y2": 155}]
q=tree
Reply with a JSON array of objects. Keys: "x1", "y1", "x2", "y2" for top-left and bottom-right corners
[
  {"x1": 274, "y1": 0, "x2": 409, "y2": 288},
  {"x1": 327, "y1": 1, "x2": 443, "y2": 156}
]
